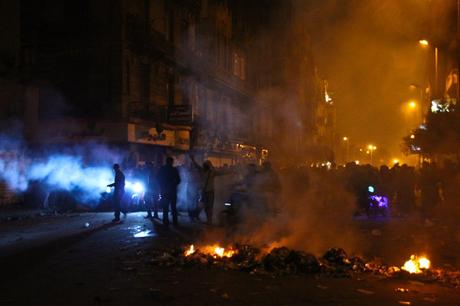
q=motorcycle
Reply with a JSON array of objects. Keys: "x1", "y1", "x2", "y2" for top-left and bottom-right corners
[
  {"x1": 218, "y1": 183, "x2": 277, "y2": 227},
  {"x1": 218, "y1": 183, "x2": 250, "y2": 227},
  {"x1": 367, "y1": 185, "x2": 389, "y2": 217}
]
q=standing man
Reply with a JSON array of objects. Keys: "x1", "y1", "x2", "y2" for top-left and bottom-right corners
[
  {"x1": 158, "y1": 157, "x2": 181, "y2": 226},
  {"x1": 145, "y1": 161, "x2": 160, "y2": 219},
  {"x1": 190, "y1": 155, "x2": 230, "y2": 225},
  {"x1": 107, "y1": 163, "x2": 125, "y2": 222}
]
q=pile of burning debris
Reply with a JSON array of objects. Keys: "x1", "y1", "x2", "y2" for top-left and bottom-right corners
[{"x1": 148, "y1": 244, "x2": 460, "y2": 287}]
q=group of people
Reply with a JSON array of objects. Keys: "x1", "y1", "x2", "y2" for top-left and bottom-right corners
[
  {"x1": 107, "y1": 157, "x2": 181, "y2": 225},
  {"x1": 107, "y1": 156, "x2": 284, "y2": 226},
  {"x1": 287, "y1": 160, "x2": 458, "y2": 220},
  {"x1": 108, "y1": 156, "x2": 456, "y2": 225},
  {"x1": 107, "y1": 155, "x2": 226, "y2": 226}
]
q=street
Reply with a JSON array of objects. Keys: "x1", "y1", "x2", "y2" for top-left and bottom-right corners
[
  {"x1": 1, "y1": 211, "x2": 460, "y2": 306},
  {"x1": 1, "y1": 0, "x2": 460, "y2": 305}
]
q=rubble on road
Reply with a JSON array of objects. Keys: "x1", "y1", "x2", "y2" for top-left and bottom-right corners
[{"x1": 147, "y1": 245, "x2": 460, "y2": 288}]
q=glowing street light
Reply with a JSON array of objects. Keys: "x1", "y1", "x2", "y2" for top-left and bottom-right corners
[
  {"x1": 408, "y1": 101, "x2": 417, "y2": 109},
  {"x1": 405, "y1": 100, "x2": 423, "y2": 125},
  {"x1": 418, "y1": 39, "x2": 439, "y2": 97},
  {"x1": 419, "y1": 39, "x2": 429, "y2": 46},
  {"x1": 367, "y1": 144, "x2": 377, "y2": 164},
  {"x1": 342, "y1": 136, "x2": 349, "y2": 162}
]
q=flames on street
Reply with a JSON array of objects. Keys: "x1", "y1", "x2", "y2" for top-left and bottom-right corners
[
  {"x1": 401, "y1": 255, "x2": 431, "y2": 274},
  {"x1": 184, "y1": 244, "x2": 196, "y2": 256},
  {"x1": 184, "y1": 244, "x2": 236, "y2": 258},
  {"x1": 151, "y1": 244, "x2": 460, "y2": 287}
]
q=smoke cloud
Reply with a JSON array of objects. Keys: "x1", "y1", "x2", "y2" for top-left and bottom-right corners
[
  {"x1": 226, "y1": 168, "x2": 360, "y2": 256},
  {"x1": 295, "y1": 0, "x2": 456, "y2": 156},
  {"x1": 0, "y1": 132, "x2": 123, "y2": 205}
]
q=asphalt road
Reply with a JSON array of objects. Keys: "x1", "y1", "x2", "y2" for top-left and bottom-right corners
[{"x1": 1, "y1": 211, "x2": 460, "y2": 306}]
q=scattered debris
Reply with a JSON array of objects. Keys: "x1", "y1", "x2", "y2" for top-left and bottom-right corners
[
  {"x1": 356, "y1": 288, "x2": 374, "y2": 295},
  {"x1": 422, "y1": 296, "x2": 436, "y2": 302},
  {"x1": 398, "y1": 301, "x2": 411, "y2": 305},
  {"x1": 316, "y1": 284, "x2": 328, "y2": 290},
  {"x1": 147, "y1": 244, "x2": 460, "y2": 287}
]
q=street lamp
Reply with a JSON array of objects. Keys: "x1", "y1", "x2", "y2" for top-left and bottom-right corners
[
  {"x1": 367, "y1": 144, "x2": 377, "y2": 165},
  {"x1": 342, "y1": 136, "x2": 349, "y2": 163},
  {"x1": 404, "y1": 100, "x2": 423, "y2": 126},
  {"x1": 418, "y1": 39, "x2": 429, "y2": 46},
  {"x1": 419, "y1": 39, "x2": 439, "y2": 98}
]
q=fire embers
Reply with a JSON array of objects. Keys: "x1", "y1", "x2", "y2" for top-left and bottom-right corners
[
  {"x1": 401, "y1": 255, "x2": 431, "y2": 274},
  {"x1": 184, "y1": 244, "x2": 236, "y2": 258},
  {"x1": 148, "y1": 245, "x2": 460, "y2": 287},
  {"x1": 152, "y1": 245, "x2": 357, "y2": 276}
]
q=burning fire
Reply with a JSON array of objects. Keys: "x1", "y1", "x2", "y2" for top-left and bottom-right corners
[
  {"x1": 184, "y1": 244, "x2": 236, "y2": 258},
  {"x1": 184, "y1": 244, "x2": 196, "y2": 256},
  {"x1": 401, "y1": 255, "x2": 431, "y2": 274}
]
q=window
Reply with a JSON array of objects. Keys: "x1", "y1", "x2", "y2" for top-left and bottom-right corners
[{"x1": 233, "y1": 51, "x2": 246, "y2": 80}]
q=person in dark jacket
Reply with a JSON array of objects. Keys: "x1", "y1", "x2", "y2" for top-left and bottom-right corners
[
  {"x1": 190, "y1": 155, "x2": 231, "y2": 225},
  {"x1": 145, "y1": 161, "x2": 160, "y2": 219},
  {"x1": 158, "y1": 157, "x2": 181, "y2": 225},
  {"x1": 107, "y1": 163, "x2": 125, "y2": 222}
]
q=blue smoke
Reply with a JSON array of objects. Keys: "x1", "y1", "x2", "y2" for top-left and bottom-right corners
[
  {"x1": 28, "y1": 155, "x2": 114, "y2": 202},
  {"x1": 0, "y1": 135, "x2": 122, "y2": 204}
]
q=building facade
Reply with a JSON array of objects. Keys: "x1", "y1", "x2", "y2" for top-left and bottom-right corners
[{"x1": 18, "y1": 0, "x2": 325, "y2": 167}]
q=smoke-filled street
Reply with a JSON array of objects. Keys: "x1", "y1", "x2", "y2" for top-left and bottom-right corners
[
  {"x1": 1, "y1": 0, "x2": 460, "y2": 305},
  {"x1": 1, "y1": 210, "x2": 460, "y2": 306}
]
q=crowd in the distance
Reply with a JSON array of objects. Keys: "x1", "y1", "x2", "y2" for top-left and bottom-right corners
[{"x1": 282, "y1": 160, "x2": 460, "y2": 221}]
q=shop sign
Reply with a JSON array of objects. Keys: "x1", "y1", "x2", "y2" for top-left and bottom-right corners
[{"x1": 128, "y1": 123, "x2": 175, "y2": 147}]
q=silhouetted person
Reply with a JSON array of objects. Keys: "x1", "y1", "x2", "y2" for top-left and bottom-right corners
[
  {"x1": 145, "y1": 161, "x2": 160, "y2": 219},
  {"x1": 190, "y1": 155, "x2": 230, "y2": 225},
  {"x1": 395, "y1": 165, "x2": 415, "y2": 216},
  {"x1": 419, "y1": 162, "x2": 440, "y2": 221},
  {"x1": 107, "y1": 164, "x2": 125, "y2": 222},
  {"x1": 184, "y1": 162, "x2": 201, "y2": 222},
  {"x1": 259, "y1": 161, "x2": 281, "y2": 215},
  {"x1": 158, "y1": 157, "x2": 181, "y2": 225},
  {"x1": 243, "y1": 163, "x2": 258, "y2": 191}
]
